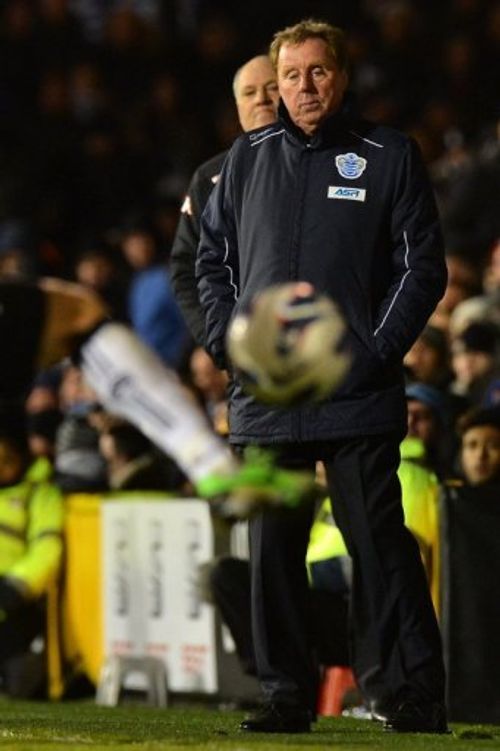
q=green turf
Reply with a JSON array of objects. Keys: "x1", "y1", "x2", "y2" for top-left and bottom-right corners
[{"x1": 0, "y1": 699, "x2": 498, "y2": 750}]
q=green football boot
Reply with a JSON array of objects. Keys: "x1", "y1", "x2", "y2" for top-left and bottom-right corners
[{"x1": 196, "y1": 446, "x2": 321, "y2": 518}]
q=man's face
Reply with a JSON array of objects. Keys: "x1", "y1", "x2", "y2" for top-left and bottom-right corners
[
  {"x1": 234, "y1": 57, "x2": 279, "y2": 131},
  {"x1": 461, "y1": 425, "x2": 500, "y2": 485},
  {"x1": 407, "y1": 400, "x2": 439, "y2": 446},
  {"x1": 452, "y1": 350, "x2": 493, "y2": 388},
  {"x1": 403, "y1": 339, "x2": 442, "y2": 383},
  {"x1": 277, "y1": 37, "x2": 348, "y2": 136}
]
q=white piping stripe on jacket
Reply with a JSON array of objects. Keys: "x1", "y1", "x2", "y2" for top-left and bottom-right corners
[
  {"x1": 349, "y1": 130, "x2": 384, "y2": 148},
  {"x1": 223, "y1": 236, "x2": 239, "y2": 300},
  {"x1": 374, "y1": 229, "x2": 411, "y2": 337},
  {"x1": 250, "y1": 129, "x2": 285, "y2": 147}
]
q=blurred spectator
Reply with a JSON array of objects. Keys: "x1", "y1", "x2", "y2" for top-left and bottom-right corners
[
  {"x1": 431, "y1": 127, "x2": 472, "y2": 206},
  {"x1": 73, "y1": 241, "x2": 128, "y2": 320},
  {"x1": 368, "y1": 0, "x2": 429, "y2": 128},
  {"x1": 25, "y1": 409, "x2": 62, "y2": 461},
  {"x1": 53, "y1": 364, "x2": 107, "y2": 492},
  {"x1": 449, "y1": 299, "x2": 499, "y2": 343},
  {"x1": 484, "y1": 236, "x2": 500, "y2": 286},
  {"x1": 432, "y1": 251, "x2": 483, "y2": 328},
  {"x1": 404, "y1": 325, "x2": 452, "y2": 389},
  {"x1": 0, "y1": 428, "x2": 63, "y2": 698},
  {"x1": 450, "y1": 321, "x2": 500, "y2": 407},
  {"x1": 0, "y1": 221, "x2": 35, "y2": 279},
  {"x1": 151, "y1": 194, "x2": 184, "y2": 254},
  {"x1": 405, "y1": 382, "x2": 453, "y2": 477},
  {"x1": 24, "y1": 365, "x2": 64, "y2": 459},
  {"x1": 449, "y1": 301, "x2": 500, "y2": 353},
  {"x1": 456, "y1": 406, "x2": 500, "y2": 487},
  {"x1": 440, "y1": 118, "x2": 500, "y2": 261},
  {"x1": 440, "y1": 400, "x2": 500, "y2": 724},
  {"x1": 119, "y1": 216, "x2": 159, "y2": 270},
  {"x1": 433, "y1": 33, "x2": 479, "y2": 135},
  {"x1": 71, "y1": 1, "x2": 162, "y2": 43},
  {"x1": 137, "y1": 69, "x2": 200, "y2": 198},
  {"x1": 412, "y1": 98, "x2": 461, "y2": 166},
  {"x1": 74, "y1": 113, "x2": 142, "y2": 245},
  {"x1": 119, "y1": 218, "x2": 189, "y2": 368},
  {"x1": 98, "y1": 6, "x2": 162, "y2": 109},
  {"x1": 445, "y1": 238, "x2": 500, "y2": 340},
  {"x1": 99, "y1": 422, "x2": 184, "y2": 491},
  {"x1": 189, "y1": 13, "x2": 240, "y2": 143},
  {"x1": 69, "y1": 61, "x2": 110, "y2": 128}
]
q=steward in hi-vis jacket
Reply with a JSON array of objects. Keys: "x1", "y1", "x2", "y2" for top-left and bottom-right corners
[{"x1": 0, "y1": 434, "x2": 63, "y2": 695}]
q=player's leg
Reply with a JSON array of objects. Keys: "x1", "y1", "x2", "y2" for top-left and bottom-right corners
[
  {"x1": 79, "y1": 322, "x2": 318, "y2": 512},
  {"x1": 1, "y1": 280, "x2": 315, "y2": 516},
  {"x1": 32, "y1": 279, "x2": 316, "y2": 511},
  {"x1": 80, "y1": 321, "x2": 237, "y2": 484}
]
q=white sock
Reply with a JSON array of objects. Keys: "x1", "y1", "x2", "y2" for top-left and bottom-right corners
[{"x1": 80, "y1": 323, "x2": 237, "y2": 483}]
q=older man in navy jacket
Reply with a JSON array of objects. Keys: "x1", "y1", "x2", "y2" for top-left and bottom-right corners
[{"x1": 197, "y1": 19, "x2": 448, "y2": 734}]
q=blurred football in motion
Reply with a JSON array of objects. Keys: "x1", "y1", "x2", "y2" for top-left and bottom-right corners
[{"x1": 226, "y1": 282, "x2": 351, "y2": 406}]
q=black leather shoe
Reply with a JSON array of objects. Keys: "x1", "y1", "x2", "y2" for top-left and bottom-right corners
[
  {"x1": 240, "y1": 703, "x2": 312, "y2": 733},
  {"x1": 382, "y1": 700, "x2": 450, "y2": 734}
]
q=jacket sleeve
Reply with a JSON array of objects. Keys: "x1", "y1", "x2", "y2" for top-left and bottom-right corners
[
  {"x1": 169, "y1": 167, "x2": 212, "y2": 346},
  {"x1": 196, "y1": 155, "x2": 239, "y2": 369},
  {"x1": 9, "y1": 481, "x2": 64, "y2": 598},
  {"x1": 373, "y1": 138, "x2": 447, "y2": 362}
]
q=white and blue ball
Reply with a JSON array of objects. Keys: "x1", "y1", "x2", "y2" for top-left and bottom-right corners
[{"x1": 226, "y1": 282, "x2": 351, "y2": 406}]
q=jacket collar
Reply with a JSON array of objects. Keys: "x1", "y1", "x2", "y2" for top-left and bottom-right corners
[{"x1": 278, "y1": 91, "x2": 359, "y2": 148}]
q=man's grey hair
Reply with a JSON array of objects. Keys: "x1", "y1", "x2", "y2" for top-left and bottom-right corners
[
  {"x1": 232, "y1": 55, "x2": 273, "y2": 98},
  {"x1": 269, "y1": 19, "x2": 348, "y2": 72}
]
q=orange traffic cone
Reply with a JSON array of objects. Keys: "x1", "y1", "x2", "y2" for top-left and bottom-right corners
[{"x1": 317, "y1": 666, "x2": 357, "y2": 716}]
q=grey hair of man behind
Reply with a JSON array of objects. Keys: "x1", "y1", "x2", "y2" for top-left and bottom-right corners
[
  {"x1": 232, "y1": 54, "x2": 273, "y2": 98},
  {"x1": 269, "y1": 18, "x2": 348, "y2": 72}
]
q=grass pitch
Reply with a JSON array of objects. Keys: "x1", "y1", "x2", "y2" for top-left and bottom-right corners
[{"x1": 0, "y1": 699, "x2": 498, "y2": 751}]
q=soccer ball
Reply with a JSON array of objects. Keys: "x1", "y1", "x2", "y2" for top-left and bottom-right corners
[{"x1": 226, "y1": 282, "x2": 351, "y2": 406}]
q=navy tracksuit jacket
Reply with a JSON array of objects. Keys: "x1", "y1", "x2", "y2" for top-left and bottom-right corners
[{"x1": 196, "y1": 99, "x2": 447, "y2": 444}]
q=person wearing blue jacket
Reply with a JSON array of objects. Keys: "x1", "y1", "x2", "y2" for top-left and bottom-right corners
[{"x1": 197, "y1": 19, "x2": 448, "y2": 734}]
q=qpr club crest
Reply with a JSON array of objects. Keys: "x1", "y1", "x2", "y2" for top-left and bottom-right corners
[{"x1": 335, "y1": 152, "x2": 367, "y2": 180}]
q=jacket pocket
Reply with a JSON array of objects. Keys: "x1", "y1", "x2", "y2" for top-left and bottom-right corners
[{"x1": 336, "y1": 327, "x2": 385, "y2": 395}]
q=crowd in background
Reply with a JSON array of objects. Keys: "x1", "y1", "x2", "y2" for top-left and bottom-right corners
[
  {"x1": 0, "y1": 0, "x2": 499, "y2": 277},
  {"x1": 0, "y1": 0, "x2": 499, "y2": 703},
  {"x1": 0, "y1": 0, "x2": 496, "y2": 466}
]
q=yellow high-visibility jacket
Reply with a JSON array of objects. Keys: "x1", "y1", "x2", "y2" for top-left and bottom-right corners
[
  {"x1": 307, "y1": 437, "x2": 440, "y2": 611},
  {"x1": 0, "y1": 457, "x2": 64, "y2": 598}
]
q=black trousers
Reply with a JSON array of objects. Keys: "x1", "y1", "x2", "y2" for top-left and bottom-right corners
[
  {"x1": 210, "y1": 557, "x2": 350, "y2": 678},
  {"x1": 0, "y1": 600, "x2": 45, "y2": 697},
  {"x1": 247, "y1": 434, "x2": 446, "y2": 711}
]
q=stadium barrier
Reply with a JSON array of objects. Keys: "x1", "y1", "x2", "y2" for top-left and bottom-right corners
[
  {"x1": 46, "y1": 488, "x2": 500, "y2": 721},
  {"x1": 47, "y1": 493, "x2": 258, "y2": 704}
]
